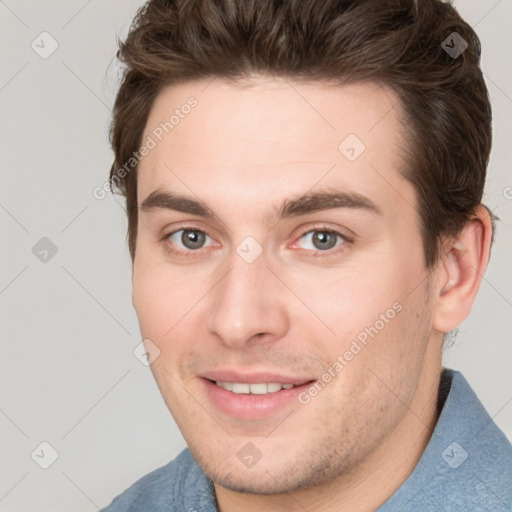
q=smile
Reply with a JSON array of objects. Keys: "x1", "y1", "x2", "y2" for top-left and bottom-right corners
[
  {"x1": 201, "y1": 376, "x2": 316, "y2": 420},
  {"x1": 214, "y1": 381, "x2": 297, "y2": 394}
]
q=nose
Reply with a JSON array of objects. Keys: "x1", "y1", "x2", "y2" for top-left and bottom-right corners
[{"x1": 207, "y1": 251, "x2": 289, "y2": 348}]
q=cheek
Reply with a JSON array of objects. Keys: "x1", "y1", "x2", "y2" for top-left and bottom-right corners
[
  {"x1": 290, "y1": 269, "x2": 397, "y2": 342},
  {"x1": 298, "y1": 262, "x2": 426, "y2": 369},
  {"x1": 132, "y1": 271, "x2": 166, "y2": 338},
  {"x1": 132, "y1": 259, "x2": 199, "y2": 340}
]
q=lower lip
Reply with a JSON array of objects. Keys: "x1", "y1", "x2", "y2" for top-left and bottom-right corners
[{"x1": 201, "y1": 378, "x2": 314, "y2": 420}]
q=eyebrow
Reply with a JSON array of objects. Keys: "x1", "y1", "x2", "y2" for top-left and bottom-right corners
[{"x1": 139, "y1": 188, "x2": 382, "y2": 221}]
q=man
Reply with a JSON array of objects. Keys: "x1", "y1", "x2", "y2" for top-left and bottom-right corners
[{"x1": 102, "y1": 0, "x2": 511, "y2": 510}]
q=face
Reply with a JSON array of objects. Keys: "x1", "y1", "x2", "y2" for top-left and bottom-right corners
[{"x1": 132, "y1": 77, "x2": 439, "y2": 495}]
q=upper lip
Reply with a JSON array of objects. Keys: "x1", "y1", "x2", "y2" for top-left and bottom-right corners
[{"x1": 201, "y1": 369, "x2": 314, "y2": 386}]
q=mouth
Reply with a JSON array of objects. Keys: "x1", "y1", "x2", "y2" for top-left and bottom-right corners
[
  {"x1": 199, "y1": 372, "x2": 316, "y2": 420},
  {"x1": 212, "y1": 381, "x2": 303, "y2": 394}
]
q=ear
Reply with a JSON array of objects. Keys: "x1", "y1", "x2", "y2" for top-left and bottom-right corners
[{"x1": 432, "y1": 205, "x2": 493, "y2": 333}]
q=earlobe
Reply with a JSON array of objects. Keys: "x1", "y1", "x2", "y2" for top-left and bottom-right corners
[{"x1": 433, "y1": 206, "x2": 493, "y2": 332}]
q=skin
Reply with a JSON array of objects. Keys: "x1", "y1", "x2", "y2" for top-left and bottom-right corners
[{"x1": 132, "y1": 77, "x2": 492, "y2": 511}]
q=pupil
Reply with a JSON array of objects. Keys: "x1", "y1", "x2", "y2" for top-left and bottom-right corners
[
  {"x1": 313, "y1": 231, "x2": 336, "y2": 250},
  {"x1": 182, "y1": 230, "x2": 205, "y2": 250}
]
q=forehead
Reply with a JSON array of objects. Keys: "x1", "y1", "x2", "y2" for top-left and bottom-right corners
[{"x1": 137, "y1": 77, "x2": 414, "y2": 220}]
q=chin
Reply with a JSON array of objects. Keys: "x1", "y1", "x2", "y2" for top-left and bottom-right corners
[
  {"x1": 210, "y1": 468, "x2": 306, "y2": 495},
  {"x1": 190, "y1": 441, "x2": 342, "y2": 496}
]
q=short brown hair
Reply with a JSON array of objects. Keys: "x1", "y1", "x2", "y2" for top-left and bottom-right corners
[{"x1": 109, "y1": 0, "x2": 492, "y2": 267}]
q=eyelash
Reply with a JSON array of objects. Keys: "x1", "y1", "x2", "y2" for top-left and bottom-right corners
[{"x1": 162, "y1": 226, "x2": 352, "y2": 259}]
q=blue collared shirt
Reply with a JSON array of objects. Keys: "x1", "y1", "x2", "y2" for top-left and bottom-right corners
[{"x1": 101, "y1": 369, "x2": 511, "y2": 511}]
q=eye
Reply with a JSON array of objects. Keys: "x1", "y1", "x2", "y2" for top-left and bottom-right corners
[
  {"x1": 165, "y1": 228, "x2": 216, "y2": 254},
  {"x1": 295, "y1": 228, "x2": 348, "y2": 253},
  {"x1": 162, "y1": 226, "x2": 350, "y2": 259}
]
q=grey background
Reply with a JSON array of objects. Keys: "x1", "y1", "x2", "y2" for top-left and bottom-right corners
[{"x1": 0, "y1": 1, "x2": 510, "y2": 510}]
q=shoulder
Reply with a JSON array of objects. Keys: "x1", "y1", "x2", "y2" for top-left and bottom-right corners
[
  {"x1": 101, "y1": 448, "x2": 217, "y2": 512},
  {"x1": 380, "y1": 369, "x2": 511, "y2": 511},
  {"x1": 430, "y1": 370, "x2": 511, "y2": 510}
]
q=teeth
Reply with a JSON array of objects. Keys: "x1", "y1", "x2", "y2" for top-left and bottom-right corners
[
  {"x1": 232, "y1": 383, "x2": 250, "y2": 394},
  {"x1": 249, "y1": 383, "x2": 268, "y2": 394},
  {"x1": 215, "y1": 381, "x2": 296, "y2": 394}
]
